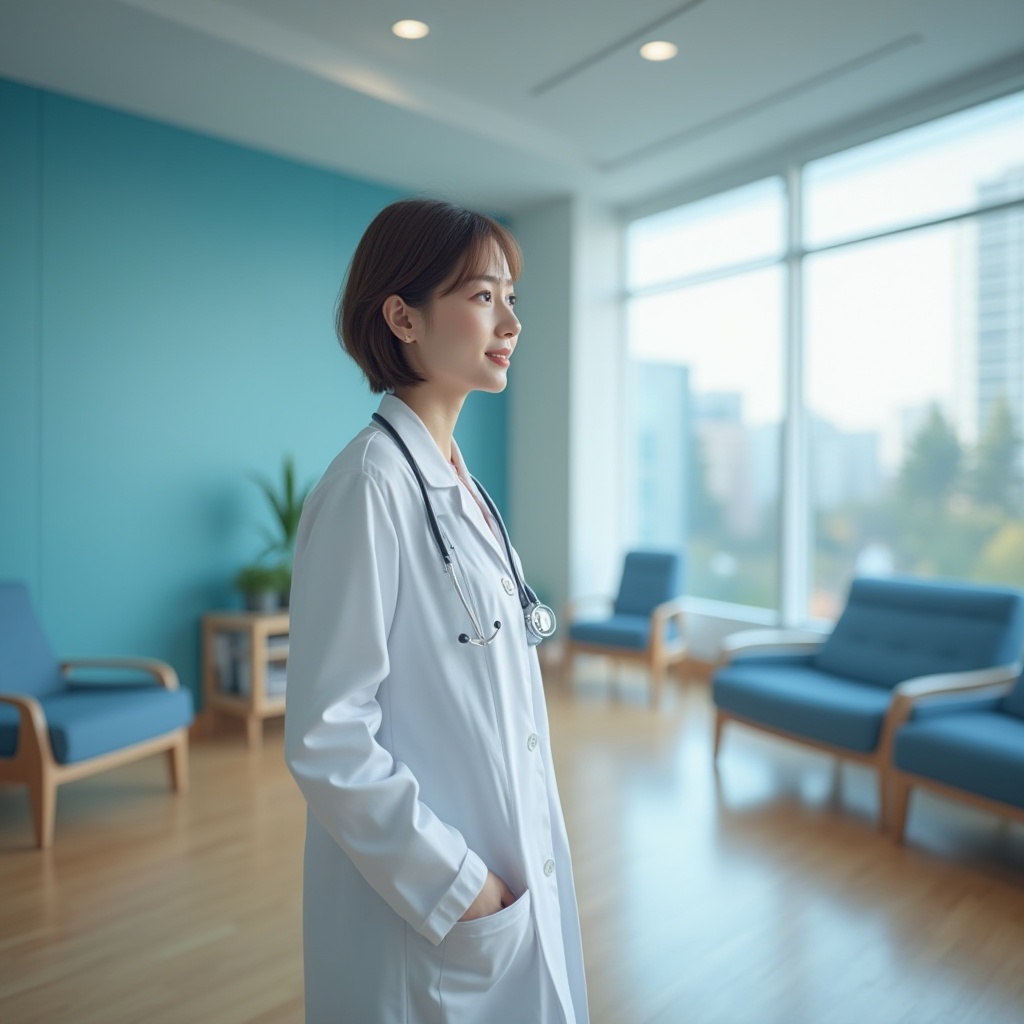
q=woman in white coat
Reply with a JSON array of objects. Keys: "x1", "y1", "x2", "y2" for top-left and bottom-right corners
[{"x1": 285, "y1": 199, "x2": 589, "y2": 1024}]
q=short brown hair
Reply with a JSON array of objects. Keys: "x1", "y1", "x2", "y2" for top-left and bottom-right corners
[{"x1": 338, "y1": 199, "x2": 523, "y2": 393}]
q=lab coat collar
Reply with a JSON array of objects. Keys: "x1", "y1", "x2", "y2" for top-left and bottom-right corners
[{"x1": 373, "y1": 394, "x2": 459, "y2": 490}]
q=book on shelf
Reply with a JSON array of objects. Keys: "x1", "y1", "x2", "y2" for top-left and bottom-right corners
[
  {"x1": 214, "y1": 633, "x2": 243, "y2": 694},
  {"x1": 213, "y1": 631, "x2": 288, "y2": 697}
]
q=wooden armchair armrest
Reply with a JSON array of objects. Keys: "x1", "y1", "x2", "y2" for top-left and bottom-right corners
[
  {"x1": 60, "y1": 657, "x2": 180, "y2": 690},
  {"x1": 652, "y1": 596, "x2": 687, "y2": 625},
  {"x1": 651, "y1": 597, "x2": 687, "y2": 641},
  {"x1": 0, "y1": 693, "x2": 54, "y2": 770},
  {"x1": 719, "y1": 629, "x2": 827, "y2": 665},
  {"x1": 883, "y1": 662, "x2": 1020, "y2": 740},
  {"x1": 649, "y1": 597, "x2": 688, "y2": 658}
]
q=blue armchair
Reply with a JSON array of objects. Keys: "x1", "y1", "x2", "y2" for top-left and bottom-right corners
[
  {"x1": 563, "y1": 551, "x2": 687, "y2": 708},
  {"x1": 712, "y1": 576, "x2": 1024, "y2": 829},
  {"x1": 889, "y1": 667, "x2": 1024, "y2": 843},
  {"x1": 0, "y1": 581, "x2": 194, "y2": 848}
]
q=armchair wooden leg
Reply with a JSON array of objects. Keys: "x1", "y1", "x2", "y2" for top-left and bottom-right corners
[
  {"x1": 650, "y1": 657, "x2": 665, "y2": 709},
  {"x1": 890, "y1": 774, "x2": 912, "y2": 844},
  {"x1": 26, "y1": 771, "x2": 57, "y2": 850},
  {"x1": 246, "y1": 716, "x2": 262, "y2": 751},
  {"x1": 878, "y1": 768, "x2": 890, "y2": 834},
  {"x1": 167, "y1": 731, "x2": 189, "y2": 794}
]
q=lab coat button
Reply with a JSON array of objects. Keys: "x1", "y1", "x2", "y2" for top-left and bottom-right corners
[
  {"x1": 543, "y1": 859, "x2": 555, "y2": 877},
  {"x1": 501, "y1": 576, "x2": 515, "y2": 595},
  {"x1": 527, "y1": 733, "x2": 539, "y2": 752}
]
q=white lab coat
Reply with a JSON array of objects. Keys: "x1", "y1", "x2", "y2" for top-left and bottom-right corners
[{"x1": 285, "y1": 394, "x2": 589, "y2": 1024}]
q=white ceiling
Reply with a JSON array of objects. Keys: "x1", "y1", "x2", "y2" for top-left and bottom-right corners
[{"x1": 1, "y1": 0, "x2": 1023, "y2": 214}]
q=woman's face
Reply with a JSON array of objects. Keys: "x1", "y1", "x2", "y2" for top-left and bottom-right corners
[{"x1": 398, "y1": 242, "x2": 521, "y2": 398}]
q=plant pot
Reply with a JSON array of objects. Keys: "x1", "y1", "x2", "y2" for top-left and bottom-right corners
[{"x1": 244, "y1": 589, "x2": 280, "y2": 613}]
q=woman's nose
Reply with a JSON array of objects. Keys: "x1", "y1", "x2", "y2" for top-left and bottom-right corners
[{"x1": 501, "y1": 312, "x2": 521, "y2": 338}]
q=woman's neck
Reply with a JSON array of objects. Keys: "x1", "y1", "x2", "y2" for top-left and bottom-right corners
[{"x1": 393, "y1": 386, "x2": 466, "y2": 461}]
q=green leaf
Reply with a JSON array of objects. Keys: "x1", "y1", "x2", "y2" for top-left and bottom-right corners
[{"x1": 246, "y1": 454, "x2": 314, "y2": 559}]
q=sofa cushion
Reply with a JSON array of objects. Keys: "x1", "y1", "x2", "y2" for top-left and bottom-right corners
[
  {"x1": 910, "y1": 692, "x2": 1003, "y2": 719},
  {"x1": 714, "y1": 659, "x2": 893, "y2": 752},
  {"x1": 894, "y1": 711, "x2": 1024, "y2": 810},
  {"x1": 0, "y1": 685, "x2": 194, "y2": 764},
  {"x1": 569, "y1": 615, "x2": 650, "y2": 650},
  {"x1": 814, "y1": 577, "x2": 1024, "y2": 690}
]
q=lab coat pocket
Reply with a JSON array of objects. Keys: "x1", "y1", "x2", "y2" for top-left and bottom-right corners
[{"x1": 440, "y1": 889, "x2": 534, "y2": 1003}]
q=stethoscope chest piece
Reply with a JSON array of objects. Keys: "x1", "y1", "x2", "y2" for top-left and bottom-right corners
[{"x1": 525, "y1": 602, "x2": 557, "y2": 647}]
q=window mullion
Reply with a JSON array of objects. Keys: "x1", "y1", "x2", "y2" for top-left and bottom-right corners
[{"x1": 780, "y1": 162, "x2": 809, "y2": 626}]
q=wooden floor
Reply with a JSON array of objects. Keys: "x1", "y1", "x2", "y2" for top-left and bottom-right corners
[{"x1": 2, "y1": 665, "x2": 1023, "y2": 1024}]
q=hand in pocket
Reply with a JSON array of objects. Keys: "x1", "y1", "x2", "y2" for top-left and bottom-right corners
[{"x1": 459, "y1": 869, "x2": 516, "y2": 921}]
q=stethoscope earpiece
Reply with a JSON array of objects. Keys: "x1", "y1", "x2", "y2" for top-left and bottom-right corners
[{"x1": 458, "y1": 621, "x2": 503, "y2": 647}]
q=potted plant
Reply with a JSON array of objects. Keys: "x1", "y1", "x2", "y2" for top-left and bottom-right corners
[
  {"x1": 233, "y1": 563, "x2": 288, "y2": 613},
  {"x1": 273, "y1": 562, "x2": 294, "y2": 609},
  {"x1": 234, "y1": 455, "x2": 313, "y2": 611}
]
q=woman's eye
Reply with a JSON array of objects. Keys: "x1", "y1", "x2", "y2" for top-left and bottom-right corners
[
  {"x1": 476, "y1": 291, "x2": 492, "y2": 302},
  {"x1": 508, "y1": 295, "x2": 517, "y2": 306}
]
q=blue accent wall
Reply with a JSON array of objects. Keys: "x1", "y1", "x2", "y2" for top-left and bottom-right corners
[{"x1": 0, "y1": 79, "x2": 508, "y2": 701}]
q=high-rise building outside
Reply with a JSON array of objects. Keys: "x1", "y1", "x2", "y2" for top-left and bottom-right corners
[{"x1": 976, "y1": 167, "x2": 1024, "y2": 438}]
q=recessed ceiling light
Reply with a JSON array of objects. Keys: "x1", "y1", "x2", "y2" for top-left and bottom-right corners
[
  {"x1": 639, "y1": 40, "x2": 678, "y2": 61},
  {"x1": 392, "y1": 19, "x2": 429, "y2": 40}
]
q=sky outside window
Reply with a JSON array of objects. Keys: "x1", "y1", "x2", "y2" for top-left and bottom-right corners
[
  {"x1": 805, "y1": 222, "x2": 967, "y2": 469},
  {"x1": 628, "y1": 269, "x2": 784, "y2": 427},
  {"x1": 627, "y1": 177, "x2": 785, "y2": 291},
  {"x1": 805, "y1": 90, "x2": 1024, "y2": 248}
]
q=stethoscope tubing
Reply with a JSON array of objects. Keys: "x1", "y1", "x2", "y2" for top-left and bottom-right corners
[{"x1": 371, "y1": 412, "x2": 534, "y2": 611}]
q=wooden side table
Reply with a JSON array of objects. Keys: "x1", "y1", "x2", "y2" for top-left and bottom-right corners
[{"x1": 202, "y1": 610, "x2": 289, "y2": 750}]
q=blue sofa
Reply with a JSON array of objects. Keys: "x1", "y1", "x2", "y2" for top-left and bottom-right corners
[
  {"x1": 0, "y1": 581, "x2": 194, "y2": 848},
  {"x1": 712, "y1": 576, "x2": 1024, "y2": 828},
  {"x1": 889, "y1": 668, "x2": 1024, "y2": 842}
]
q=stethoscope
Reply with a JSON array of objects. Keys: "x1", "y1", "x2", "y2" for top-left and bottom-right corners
[{"x1": 372, "y1": 413, "x2": 557, "y2": 648}]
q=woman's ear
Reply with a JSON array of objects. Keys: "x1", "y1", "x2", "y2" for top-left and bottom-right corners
[{"x1": 382, "y1": 295, "x2": 416, "y2": 344}]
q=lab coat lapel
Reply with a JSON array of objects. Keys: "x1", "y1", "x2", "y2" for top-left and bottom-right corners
[{"x1": 447, "y1": 444, "x2": 510, "y2": 569}]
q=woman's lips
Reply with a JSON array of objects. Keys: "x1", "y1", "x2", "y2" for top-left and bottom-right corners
[{"x1": 486, "y1": 352, "x2": 511, "y2": 367}]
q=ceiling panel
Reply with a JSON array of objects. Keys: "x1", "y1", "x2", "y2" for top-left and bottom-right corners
[
  {"x1": 223, "y1": 0, "x2": 688, "y2": 100},
  {"x1": 0, "y1": 0, "x2": 1021, "y2": 212}
]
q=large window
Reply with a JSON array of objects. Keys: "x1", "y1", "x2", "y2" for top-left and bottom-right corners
[
  {"x1": 625, "y1": 183, "x2": 784, "y2": 611},
  {"x1": 626, "y1": 88, "x2": 1024, "y2": 623},
  {"x1": 805, "y1": 101, "x2": 1024, "y2": 618}
]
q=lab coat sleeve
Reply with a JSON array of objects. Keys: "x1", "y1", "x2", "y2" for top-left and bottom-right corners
[{"x1": 284, "y1": 469, "x2": 488, "y2": 946}]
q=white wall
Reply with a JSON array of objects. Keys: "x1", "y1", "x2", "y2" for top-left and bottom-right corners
[
  {"x1": 508, "y1": 199, "x2": 573, "y2": 614},
  {"x1": 510, "y1": 197, "x2": 623, "y2": 620},
  {"x1": 568, "y1": 198, "x2": 624, "y2": 606}
]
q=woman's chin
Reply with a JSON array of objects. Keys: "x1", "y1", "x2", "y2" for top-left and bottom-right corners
[{"x1": 474, "y1": 371, "x2": 509, "y2": 394}]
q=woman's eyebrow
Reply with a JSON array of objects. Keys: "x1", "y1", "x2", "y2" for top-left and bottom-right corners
[{"x1": 468, "y1": 275, "x2": 515, "y2": 286}]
